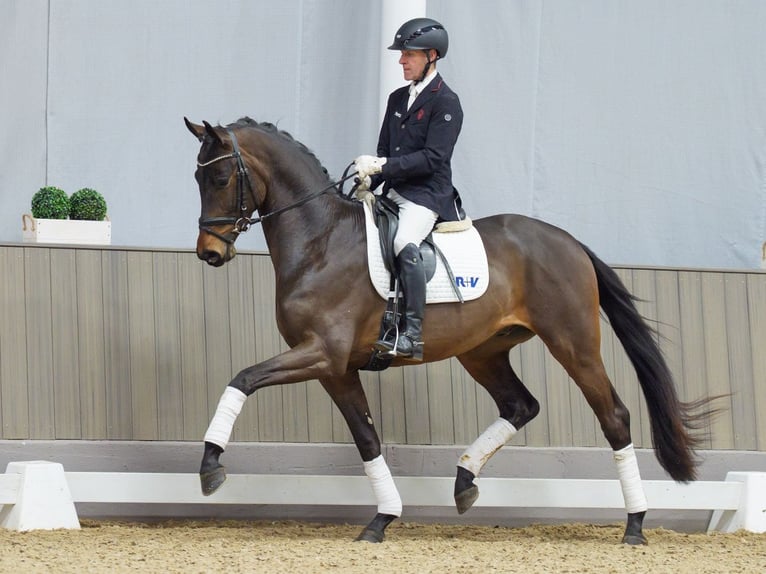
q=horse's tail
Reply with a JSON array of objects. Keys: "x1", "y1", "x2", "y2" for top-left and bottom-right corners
[{"x1": 579, "y1": 243, "x2": 719, "y2": 482}]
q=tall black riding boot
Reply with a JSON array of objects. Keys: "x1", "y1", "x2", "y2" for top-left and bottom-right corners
[{"x1": 374, "y1": 243, "x2": 426, "y2": 360}]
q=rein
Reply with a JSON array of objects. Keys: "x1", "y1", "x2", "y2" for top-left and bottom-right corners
[{"x1": 197, "y1": 129, "x2": 358, "y2": 244}]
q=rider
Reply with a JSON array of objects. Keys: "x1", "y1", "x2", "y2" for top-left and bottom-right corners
[{"x1": 355, "y1": 17, "x2": 464, "y2": 361}]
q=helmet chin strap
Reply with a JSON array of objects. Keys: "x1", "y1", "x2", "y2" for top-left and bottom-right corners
[{"x1": 418, "y1": 50, "x2": 438, "y2": 83}]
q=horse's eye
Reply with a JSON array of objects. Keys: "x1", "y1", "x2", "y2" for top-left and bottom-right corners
[{"x1": 214, "y1": 175, "x2": 230, "y2": 187}]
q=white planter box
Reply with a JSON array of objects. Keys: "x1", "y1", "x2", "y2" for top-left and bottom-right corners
[{"x1": 22, "y1": 214, "x2": 111, "y2": 245}]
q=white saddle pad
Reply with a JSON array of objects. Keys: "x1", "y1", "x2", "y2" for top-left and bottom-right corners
[{"x1": 363, "y1": 202, "x2": 489, "y2": 303}]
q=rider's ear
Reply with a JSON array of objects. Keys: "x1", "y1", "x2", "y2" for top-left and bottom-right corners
[
  {"x1": 184, "y1": 117, "x2": 205, "y2": 142},
  {"x1": 203, "y1": 121, "x2": 224, "y2": 147}
]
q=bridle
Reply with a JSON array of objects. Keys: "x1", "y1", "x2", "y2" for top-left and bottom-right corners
[
  {"x1": 197, "y1": 128, "x2": 359, "y2": 245},
  {"x1": 196, "y1": 129, "x2": 256, "y2": 245}
]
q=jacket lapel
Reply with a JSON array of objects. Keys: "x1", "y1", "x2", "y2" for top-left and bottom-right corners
[{"x1": 405, "y1": 73, "x2": 443, "y2": 119}]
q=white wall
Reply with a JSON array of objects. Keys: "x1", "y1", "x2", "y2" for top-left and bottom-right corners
[{"x1": 2, "y1": 0, "x2": 765, "y2": 268}]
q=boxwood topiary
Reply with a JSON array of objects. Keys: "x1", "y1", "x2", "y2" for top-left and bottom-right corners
[
  {"x1": 69, "y1": 188, "x2": 108, "y2": 221},
  {"x1": 31, "y1": 186, "x2": 70, "y2": 219}
]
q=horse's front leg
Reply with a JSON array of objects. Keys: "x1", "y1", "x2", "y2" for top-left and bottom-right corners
[
  {"x1": 199, "y1": 340, "x2": 332, "y2": 495},
  {"x1": 320, "y1": 372, "x2": 401, "y2": 543}
]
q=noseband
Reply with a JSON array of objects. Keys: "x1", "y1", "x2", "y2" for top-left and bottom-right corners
[{"x1": 197, "y1": 129, "x2": 360, "y2": 245}]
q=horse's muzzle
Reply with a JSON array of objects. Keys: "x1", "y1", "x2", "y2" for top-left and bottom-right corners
[
  {"x1": 197, "y1": 237, "x2": 236, "y2": 267},
  {"x1": 199, "y1": 249, "x2": 226, "y2": 267}
]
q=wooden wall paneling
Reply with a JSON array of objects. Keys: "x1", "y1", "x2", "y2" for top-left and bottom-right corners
[
  {"x1": 542, "y1": 339, "x2": 574, "y2": 447},
  {"x1": 677, "y1": 271, "x2": 712, "y2": 449},
  {"x1": 250, "y1": 257, "x2": 283, "y2": 441},
  {"x1": 23, "y1": 248, "x2": 54, "y2": 438},
  {"x1": 49, "y1": 249, "x2": 80, "y2": 438},
  {"x1": 75, "y1": 250, "x2": 107, "y2": 439},
  {"x1": 225, "y1": 257, "x2": 259, "y2": 442},
  {"x1": 0, "y1": 247, "x2": 29, "y2": 438},
  {"x1": 448, "y1": 357, "x2": 479, "y2": 446},
  {"x1": 723, "y1": 274, "x2": 757, "y2": 450},
  {"x1": 177, "y1": 252, "x2": 209, "y2": 441},
  {"x1": 3, "y1": 247, "x2": 764, "y2": 453},
  {"x1": 699, "y1": 273, "x2": 734, "y2": 449},
  {"x1": 152, "y1": 252, "x2": 184, "y2": 440},
  {"x1": 127, "y1": 251, "x2": 159, "y2": 440},
  {"x1": 403, "y1": 363, "x2": 431, "y2": 444},
  {"x1": 101, "y1": 250, "x2": 133, "y2": 438},
  {"x1": 630, "y1": 268, "x2": 660, "y2": 447},
  {"x1": 281, "y1": 376, "x2": 310, "y2": 443},
  {"x1": 746, "y1": 274, "x2": 766, "y2": 449},
  {"x1": 426, "y1": 359, "x2": 455, "y2": 445},
  {"x1": 518, "y1": 335, "x2": 551, "y2": 447}
]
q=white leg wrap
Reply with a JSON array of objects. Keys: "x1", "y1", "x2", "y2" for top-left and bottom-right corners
[
  {"x1": 363, "y1": 455, "x2": 402, "y2": 517},
  {"x1": 457, "y1": 418, "x2": 518, "y2": 477},
  {"x1": 203, "y1": 386, "x2": 247, "y2": 450},
  {"x1": 614, "y1": 443, "x2": 648, "y2": 514}
]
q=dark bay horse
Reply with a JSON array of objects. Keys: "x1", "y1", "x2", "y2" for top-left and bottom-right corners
[{"x1": 185, "y1": 117, "x2": 715, "y2": 545}]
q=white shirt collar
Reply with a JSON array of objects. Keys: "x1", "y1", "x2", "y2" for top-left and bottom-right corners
[{"x1": 409, "y1": 69, "x2": 438, "y2": 97}]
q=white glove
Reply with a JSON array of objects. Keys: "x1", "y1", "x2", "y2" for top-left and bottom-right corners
[
  {"x1": 355, "y1": 175, "x2": 372, "y2": 192},
  {"x1": 355, "y1": 189, "x2": 376, "y2": 211},
  {"x1": 354, "y1": 155, "x2": 387, "y2": 178}
]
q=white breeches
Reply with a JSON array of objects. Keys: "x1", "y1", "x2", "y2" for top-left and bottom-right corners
[{"x1": 388, "y1": 190, "x2": 438, "y2": 255}]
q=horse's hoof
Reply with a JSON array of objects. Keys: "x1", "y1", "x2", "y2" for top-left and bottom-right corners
[
  {"x1": 355, "y1": 527, "x2": 385, "y2": 543},
  {"x1": 200, "y1": 466, "x2": 226, "y2": 496},
  {"x1": 454, "y1": 484, "x2": 479, "y2": 514},
  {"x1": 621, "y1": 510, "x2": 647, "y2": 545},
  {"x1": 621, "y1": 533, "x2": 648, "y2": 545}
]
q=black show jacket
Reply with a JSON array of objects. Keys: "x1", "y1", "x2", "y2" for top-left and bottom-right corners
[{"x1": 371, "y1": 73, "x2": 464, "y2": 222}]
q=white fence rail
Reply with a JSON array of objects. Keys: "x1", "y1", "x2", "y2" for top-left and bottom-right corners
[{"x1": 1, "y1": 461, "x2": 764, "y2": 533}]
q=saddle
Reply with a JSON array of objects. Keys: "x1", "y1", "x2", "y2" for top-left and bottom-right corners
[
  {"x1": 373, "y1": 195, "x2": 461, "y2": 294},
  {"x1": 363, "y1": 195, "x2": 476, "y2": 371}
]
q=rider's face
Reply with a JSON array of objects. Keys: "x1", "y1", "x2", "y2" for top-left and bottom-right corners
[{"x1": 398, "y1": 49, "x2": 434, "y2": 81}]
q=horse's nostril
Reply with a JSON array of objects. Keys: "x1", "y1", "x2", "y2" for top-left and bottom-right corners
[{"x1": 199, "y1": 250, "x2": 223, "y2": 266}]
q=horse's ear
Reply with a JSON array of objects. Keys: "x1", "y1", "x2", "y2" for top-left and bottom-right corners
[
  {"x1": 184, "y1": 117, "x2": 204, "y2": 141},
  {"x1": 203, "y1": 121, "x2": 224, "y2": 146}
]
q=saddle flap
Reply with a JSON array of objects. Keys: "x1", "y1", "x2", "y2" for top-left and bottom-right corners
[{"x1": 364, "y1": 201, "x2": 488, "y2": 304}]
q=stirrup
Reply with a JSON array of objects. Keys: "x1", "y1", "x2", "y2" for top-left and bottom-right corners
[
  {"x1": 373, "y1": 331, "x2": 423, "y2": 361},
  {"x1": 373, "y1": 331, "x2": 398, "y2": 356}
]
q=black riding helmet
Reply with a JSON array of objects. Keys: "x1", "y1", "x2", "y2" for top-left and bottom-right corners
[{"x1": 388, "y1": 18, "x2": 449, "y2": 82}]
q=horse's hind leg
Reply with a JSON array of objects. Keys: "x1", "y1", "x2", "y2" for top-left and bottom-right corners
[
  {"x1": 539, "y1": 327, "x2": 648, "y2": 545},
  {"x1": 455, "y1": 341, "x2": 540, "y2": 514}
]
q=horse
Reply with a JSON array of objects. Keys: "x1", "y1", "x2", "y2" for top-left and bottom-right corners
[{"x1": 184, "y1": 116, "x2": 716, "y2": 545}]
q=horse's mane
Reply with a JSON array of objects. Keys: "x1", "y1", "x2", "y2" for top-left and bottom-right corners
[
  {"x1": 228, "y1": 117, "x2": 331, "y2": 181},
  {"x1": 224, "y1": 117, "x2": 364, "y2": 233}
]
